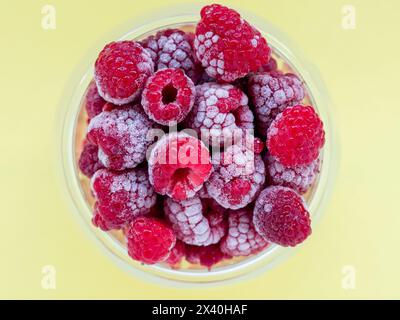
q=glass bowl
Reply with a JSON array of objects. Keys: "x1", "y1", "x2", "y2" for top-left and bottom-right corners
[{"x1": 57, "y1": 5, "x2": 336, "y2": 285}]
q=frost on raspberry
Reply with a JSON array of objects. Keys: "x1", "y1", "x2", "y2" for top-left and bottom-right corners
[
  {"x1": 185, "y1": 82, "x2": 253, "y2": 147},
  {"x1": 94, "y1": 41, "x2": 154, "y2": 105},
  {"x1": 185, "y1": 243, "x2": 228, "y2": 269},
  {"x1": 220, "y1": 207, "x2": 268, "y2": 256},
  {"x1": 91, "y1": 168, "x2": 157, "y2": 230},
  {"x1": 148, "y1": 132, "x2": 212, "y2": 201},
  {"x1": 140, "y1": 29, "x2": 203, "y2": 83},
  {"x1": 126, "y1": 216, "x2": 176, "y2": 264},
  {"x1": 265, "y1": 155, "x2": 320, "y2": 194},
  {"x1": 85, "y1": 81, "x2": 106, "y2": 120},
  {"x1": 141, "y1": 68, "x2": 195, "y2": 125},
  {"x1": 248, "y1": 72, "x2": 305, "y2": 138},
  {"x1": 87, "y1": 105, "x2": 155, "y2": 171},
  {"x1": 78, "y1": 141, "x2": 104, "y2": 178},
  {"x1": 206, "y1": 142, "x2": 266, "y2": 210},
  {"x1": 253, "y1": 186, "x2": 312, "y2": 247},
  {"x1": 164, "y1": 196, "x2": 227, "y2": 246},
  {"x1": 267, "y1": 105, "x2": 325, "y2": 166},
  {"x1": 194, "y1": 4, "x2": 270, "y2": 82}
]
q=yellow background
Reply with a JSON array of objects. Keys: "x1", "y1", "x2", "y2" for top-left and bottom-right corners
[{"x1": 1, "y1": 0, "x2": 400, "y2": 299}]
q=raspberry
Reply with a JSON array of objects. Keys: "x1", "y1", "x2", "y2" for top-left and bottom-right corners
[
  {"x1": 206, "y1": 142, "x2": 266, "y2": 210},
  {"x1": 126, "y1": 216, "x2": 176, "y2": 264},
  {"x1": 185, "y1": 82, "x2": 253, "y2": 147},
  {"x1": 87, "y1": 105, "x2": 155, "y2": 171},
  {"x1": 220, "y1": 207, "x2": 268, "y2": 256},
  {"x1": 164, "y1": 196, "x2": 226, "y2": 246},
  {"x1": 248, "y1": 72, "x2": 305, "y2": 138},
  {"x1": 141, "y1": 68, "x2": 195, "y2": 125},
  {"x1": 165, "y1": 240, "x2": 186, "y2": 266},
  {"x1": 194, "y1": 4, "x2": 270, "y2": 82},
  {"x1": 265, "y1": 155, "x2": 320, "y2": 194},
  {"x1": 85, "y1": 81, "x2": 106, "y2": 120},
  {"x1": 267, "y1": 105, "x2": 325, "y2": 166},
  {"x1": 259, "y1": 57, "x2": 278, "y2": 73},
  {"x1": 91, "y1": 168, "x2": 156, "y2": 229},
  {"x1": 91, "y1": 204, "x2": 113, "y2": 231},
  {"x1": 94, "y1": 41, "x2": 154, "y2": 105},
  {"x1": 185, "y1": 244, "x2": 228, "y2": 269},
  {"x1": 253, "y1": 186, "x2": 312, "y2": 247},
  {"x1": 253, "y1": 138, "x2": 265, "y2": 154},
  {"x1": 140, "y1": 29, "x2": 203, "y2": 83},
  {"x1": 148, "y1": 132, "x2": 212, "y2": 201},
  {"x1": 78, "y1": 141, "x2": 104, "y2": 178}
]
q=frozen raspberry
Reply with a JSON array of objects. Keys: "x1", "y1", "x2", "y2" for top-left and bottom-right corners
[
  {"x1": 78, "y1": 141, "x2": 104, "y2": 178},
  {"x1": 206, "y1": 143, "x2": 265, "y2": 209},
  {"x1": 185, "y1": 244, "x2": 228, "y2": 269},
  {"x1": 266, "y1": 155, "x2": 320, "y2": 194},
  {"x1": 91, "y1": 168, "x2": 156, "y2": 229},
  {"x1": 148, "y1": 132, "x2": 212, "y2": 201},
  {"x1": 254, "y1": 186, "x2": 312, "y2": 247},
  {"x1": 253, "y1": 138, "x2": 265, "y2": 154},
  {"x1": 140, "y1": 29, "x2": 203, "y2": 84},
  {"x1": 194, "y1": 4, "x2": 270, "y2": 82},
  {"x1": 85, "y1": 81, "x2": 106, "y2": 120},
  {"x1": 259, "y1": 57, "x2": 278, "y2": 73},
  {"x1": 220, "y1": 208, "x2": 268, "y2": 256},
  {"x1": 164, "y1": 196, "x2": 226, "y2": 246},
  {"x1": 91, "y1": 204, "x2": 113, "y2": 231},
  {"x1": 248, "y1": 72, "x2": 305, "y2": 138},
  {"x1": 267, "y1": 105, "x2": 325, "y2": 166},
  {"x1": 165, "y1": 240, "x2": 186, "y2": 266},
  {"x1": 94, "y1": 41, "x2": 154, "y2": 105},
  {"x1": 197, "y1": 185, "x2": 211, "y2": 199},
  {"x1": 87, "y1": 105, "x2": 155, "y2": 171},
  {"x1": 185, "y1": 82, "x2": 253, "y2": 147},
  {"x1": 141, "y1": 68, "x2": 195, "y2": 125},
  {"x1": 126, "y1": 216, "x2": 176, "y2": 264}
]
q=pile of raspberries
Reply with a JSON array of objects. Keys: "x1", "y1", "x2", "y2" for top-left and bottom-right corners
[{"x1": 78, "y1": 4, "x2": 325, "y2": 269}]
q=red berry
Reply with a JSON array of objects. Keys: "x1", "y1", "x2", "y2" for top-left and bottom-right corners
[
  {"x1": 85, "y1": 81, "x2": 106, "y2": 120},
  {"x1": 91, "y1": 168, "x2": 156, "y2": 229},
  {"x1": 194, "y1": 4, "x2": 270, "y2": 82},
  {"x1": 140, "y1": 29, "x2": 203, "y2": 83},
  {"x1": 220, "y1": 207, "x2": 268, "y2": 256},
  {"x1": 253, "y1": 186, "x2": 312, "y2": 247},
  {"x1": 265, "y1": 155, "x2": 320, "y2": 194},
  {"x1": 259, "y1": 57, "x2": 278, "y2": 73},
  {"x1": 185, "y1": 244, "x2": 228, "y2": 269},
  {"x1": 78, "y1": 141, "x2": 104, "y2": 178},
  {"x1": 148, "y1": 132, "x2": 212, "y2": 201},
  {"x1": 185, "y1": 82, "x2": 253, "y2": 147},
  {"x1": 249, "y1": 72, "x2": 305, "y2": 138},
  {"x1": 126, "y1": 216, "x2": 176, "y2": 264},
  {"x1": 87, "y1": 105, "x2": 155, "y2": 171},
  {"x1": 95, "y1": 41, "x2": 154, "y2": 105},
  {"x1": 206, "y1": 143, "x2": 265, "y2": 210},
  {"x1": 253, "y1": 138, "x2": 265, "y2": 154},
  {"x1": 141, "y1": 68, "x2": 195, "y2": 125},
  {"x1": 91, "y1": 204, "x2": 113, "y2": 231},
  {"x1": 165, "y1": 240, "x2": 186, "y2": 266},
  {"x1": 267, "y1": 105, "x2": 325, "y2": 166},
  {"x1": 164, "y1": 196, "x2": 226, "y2": 246}
]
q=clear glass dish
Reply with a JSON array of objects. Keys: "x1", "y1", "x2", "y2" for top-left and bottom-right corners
[{"x1": 57, "y1": 5, "x2": 336, "y2": 285}]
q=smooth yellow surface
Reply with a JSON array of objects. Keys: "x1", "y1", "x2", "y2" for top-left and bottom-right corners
[{"x1": 1, "y1": 0, "x2": 400, "y2": 299}]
